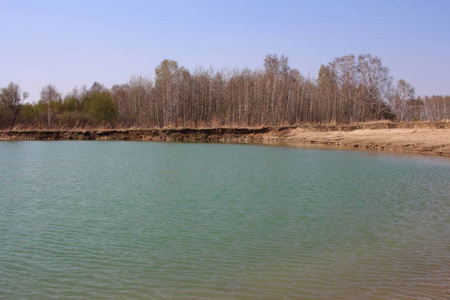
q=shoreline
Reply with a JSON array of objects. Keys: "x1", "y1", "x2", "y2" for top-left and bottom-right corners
[{"x1": 1, "y1": 122, "x2": 449, "y2": 157}]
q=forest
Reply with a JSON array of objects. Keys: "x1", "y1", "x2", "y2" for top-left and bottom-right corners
[{"x1": 1, "y1": 54, "x2": 449, "y2": 129}]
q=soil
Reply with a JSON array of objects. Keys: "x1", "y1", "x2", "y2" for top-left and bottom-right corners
[
  {"x1": 284, "y1": 127, "x2": 450, "y2": 157},
  {"x1": 1, "y1": 122, "x2": 449, "y2": 157}
]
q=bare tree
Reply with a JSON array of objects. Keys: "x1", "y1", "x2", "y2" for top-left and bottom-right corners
[
  {"x1": 327, "y1": 54, "x2": 394, "y2": 123},
  {"x1": 423, "y1": 95, "x2": 450, "y2": 121},
  {"x1": 128, "y1": 75, "x2": 153, "y2": 125},
  {"x1": 6, "y1": 53, "x2": 433, "y2": 129},
  {"x1": 1, "y1": 82, "x2": 28, "y2": 126},
  {"x1": 154, "y1": 59, "x2": 181, "y2": 127},
  {"x1": 40, "y1": 84, "x2": 61, "y2": 127},
  {"x1": 391, "y1": 79, "x2": 415, "y2": 121},
  {"x1": 317, "y1": 65, "x2": 336, "y2": 123},
  {"x1": 356, "y1": 54, "x2": 392, "y2": 121},
  {"x1": 328, "y1": 55, "x2": 358, "y2": 123}
]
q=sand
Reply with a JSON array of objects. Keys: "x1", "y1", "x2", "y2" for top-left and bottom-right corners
[{"x1": 282, "y1": 127, "x2": 450, "y2": 157}]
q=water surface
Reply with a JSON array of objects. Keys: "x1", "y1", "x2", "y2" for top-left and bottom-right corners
[{"x1": 1, "y1": 141, "x2": 449, "y2": 299}]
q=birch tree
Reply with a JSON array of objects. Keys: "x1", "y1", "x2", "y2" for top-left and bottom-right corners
[
  {"x1": 391, "y1": 79, "x2": 415, "y2": 121},
  {"x1": 40, "y1": 84, "x2": 61, "y2": 127}
]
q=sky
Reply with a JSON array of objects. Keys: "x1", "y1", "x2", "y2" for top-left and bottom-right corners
[{"x1": 1, "y1": 0, "x2": 449, "y2": 102}]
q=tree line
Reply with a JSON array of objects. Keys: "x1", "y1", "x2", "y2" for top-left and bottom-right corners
[{"x1": 1, "y1": 54, "x2": 449, "y2": 129}]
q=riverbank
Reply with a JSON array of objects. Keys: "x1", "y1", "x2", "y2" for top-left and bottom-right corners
[
  {"x1": 1, "y1": 122, "x2": 449, "y2": 157},
  {"x1": 284, "y1": 127, "x2": 450, "y2": 157}
]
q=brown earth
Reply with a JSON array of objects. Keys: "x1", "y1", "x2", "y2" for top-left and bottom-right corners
[
  {"x1": 283, "y1": 127, "x2": 450, "y2": 157},
  {"x1": 0, "y1": 122, "x2": 449, "y2": 157}
]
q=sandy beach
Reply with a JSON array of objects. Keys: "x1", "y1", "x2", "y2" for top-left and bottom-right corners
[{"x1": 282, "y1": 127, "x2": 450, "y2": 157}]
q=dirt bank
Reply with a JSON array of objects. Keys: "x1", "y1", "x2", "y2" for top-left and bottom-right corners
[
  {"x1": 1, "y1": 122, "x2": 449, "y2": 157},
  {"x1": 0, "y1": 127, "x2": 289, "y2": 143}
]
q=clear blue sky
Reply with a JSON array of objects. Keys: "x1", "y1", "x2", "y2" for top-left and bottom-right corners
[{"x1": 1, "y1": 0, "x2": 449, "y2": 102}]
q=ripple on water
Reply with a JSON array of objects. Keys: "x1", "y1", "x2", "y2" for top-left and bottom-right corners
[{"x1": 0, "y1": 141, "x2": 449, "y2": 299}]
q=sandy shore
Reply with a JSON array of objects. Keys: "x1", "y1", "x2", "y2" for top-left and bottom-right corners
[
  {"x1": 1, "y1": 123, "x2": 449, "y2": 157},
  {"x1": 281, "y1": 127, "x2": 450, "y2": 157}
]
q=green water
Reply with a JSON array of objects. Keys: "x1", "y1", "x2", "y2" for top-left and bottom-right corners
[{"x1": 1, "y1": 141, "x2": 449, "y2": 299}]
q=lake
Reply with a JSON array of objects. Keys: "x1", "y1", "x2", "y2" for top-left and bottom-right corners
[{"x1": 1, "y1": 141, "x2": 449, "y2": 299}]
